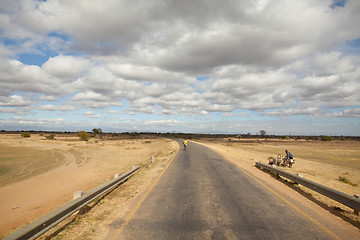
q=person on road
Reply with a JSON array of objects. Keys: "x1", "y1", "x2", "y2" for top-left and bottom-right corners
[
  {"x1": 283, "y1": 149, "x2": 294, "y2": 167},
  {"x1": 183, "y1": 139, "x2": 188, "y2": 150}
]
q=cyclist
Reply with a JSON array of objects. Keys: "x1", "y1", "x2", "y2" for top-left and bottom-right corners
[{"x1": 183, "y1": 139, "x2": 188, "y2": 149}]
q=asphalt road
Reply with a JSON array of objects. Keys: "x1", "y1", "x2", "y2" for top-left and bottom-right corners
[{"x1": 114, "y1": 140, "x2": 337, "y2": 240}]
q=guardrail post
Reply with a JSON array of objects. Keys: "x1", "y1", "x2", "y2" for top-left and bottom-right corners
[
  {"x1": 73, "y1": 191, "x2": 84, "y2": 200},
  {"x1": 355, "y1": 195, "x2": 360, "y2": 216}
]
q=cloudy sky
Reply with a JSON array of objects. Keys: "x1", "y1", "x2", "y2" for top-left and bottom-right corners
[{"x1": 0, "y1": 0, "x2": 359, "y2": 135}]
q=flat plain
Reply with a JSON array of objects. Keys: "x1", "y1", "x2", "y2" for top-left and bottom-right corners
[
  {"x1": 0, "y1": 133, "x2": 178, "y2": 237},
  {"x1": 1, "y1": 134, "x2": 359, "y2": 239}
]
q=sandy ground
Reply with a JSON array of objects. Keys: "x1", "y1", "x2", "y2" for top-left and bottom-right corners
[{"x1": 0, "y1": 134, "x2": 178, "y2": 238}]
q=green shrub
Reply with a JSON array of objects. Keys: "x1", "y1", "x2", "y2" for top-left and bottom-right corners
[
  {"x1": 338, "y1": 176, "x2": 358, "y2": 187},
  {"x1": 77, "y1": 131, "x2": 89, "y2": 141},
  {"x1": 21, "y1": 132, "x2": 30, "y2": 138},
  {"x1": 46, "y1": 134, "x2": 56, "y2": 140},
  {"x1": 322, "y1": 136, "x2": 332, "y2": 141}
]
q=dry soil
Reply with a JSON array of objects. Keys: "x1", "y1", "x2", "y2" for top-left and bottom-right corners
[
  {"x1": 2, "y1": 136, "x2": 359, "y2": 239},
  {"x1": 0, "y1": 134, "x2": 178, "y2": 238}
]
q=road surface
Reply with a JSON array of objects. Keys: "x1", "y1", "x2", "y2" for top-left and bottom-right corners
[{"x1": 111, "y1": 140, "x2": 339, "y2": 239}]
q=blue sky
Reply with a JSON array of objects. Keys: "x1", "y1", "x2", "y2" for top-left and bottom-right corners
[{"x1": 0, "y1": 0, "x2": 360, "y2": 135}]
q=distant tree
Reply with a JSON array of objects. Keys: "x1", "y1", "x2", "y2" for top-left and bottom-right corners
[
  {"x1": 259, "y1": 130, "x2": 266, "y2": 136},
  {"x1": 92, "y1": 128, "x2": 103, "y2": 138},
  {"x1": 77, "y1": 131, "x2": 89, "y2": 141}
]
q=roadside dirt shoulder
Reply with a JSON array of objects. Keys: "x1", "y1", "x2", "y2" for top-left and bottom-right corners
[
  {"x1": 36, "y1": 140, "x2": 179, "y2": 240},
  {"x1": 0, "y1": 135, "x2": 178, "y2": 238}
]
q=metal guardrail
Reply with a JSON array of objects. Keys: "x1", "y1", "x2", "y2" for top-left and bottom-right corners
[
  {"x1": 4, "y1": 166, "x2": 140, "y2": 240},
  {"x1": 255, "y1": 162, "x2": 360, "y2": 214}
]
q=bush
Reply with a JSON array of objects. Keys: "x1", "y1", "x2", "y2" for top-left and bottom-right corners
[
  {"x1": 338, "y1": 176, "x2": 358, "y2": 187},
  {"x1": 322, "y1": 136, "x2": 332, "y2": 141},
  {"x1": 21, "y1": 132, "x2": 30, "y2": 138},
  {"x1": 77, "y1": 131, "x2": 90, "y2": 141},
  {"x1": 46, "y1": 134, "x2": 56, "y2": 140}
]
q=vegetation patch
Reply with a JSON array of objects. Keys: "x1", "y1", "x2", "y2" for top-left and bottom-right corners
[
  {"x1": 321, "y1": 136, "x2": 333, "y2": 141},
  {"x1": 338, "y1": 176, "x2": 358, "y2": 187},
  {"x1": 21, "y1": 132, "x2": 30, "y2": 138},
  {"x1": 46, "y1": 134, "x2": 56, "y2": 140},
  {"x1": 77, "y1": 131, "x2": 90, "y2": 141},
  {"x1": 0, "y1": 166, "x2": 10, "y2": 176}
]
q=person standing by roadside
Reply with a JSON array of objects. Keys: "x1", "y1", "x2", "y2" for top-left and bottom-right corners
[{"x1": 284, "y1": 149, "x2": 294, "y2": 167}]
